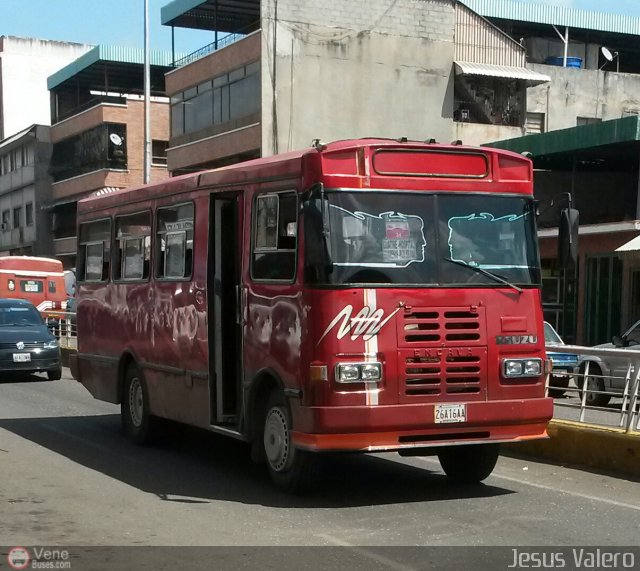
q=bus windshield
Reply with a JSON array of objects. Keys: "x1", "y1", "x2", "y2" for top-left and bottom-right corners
[{"x1": 304, "y1": 191, "x2": 540, "y2": 286}]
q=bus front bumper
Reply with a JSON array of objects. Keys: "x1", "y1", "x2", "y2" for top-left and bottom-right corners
[{"x1": 292, "y1": 397, "x2": 553, "y2": 453}]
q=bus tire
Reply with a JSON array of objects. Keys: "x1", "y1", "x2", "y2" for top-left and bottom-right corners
[
  {"x1": 47, "y1": 366, "x2": 62, "y2": 381},
  {"x1": 121, "y1": 364, "x2": 155, "y2": 445},
  {"x1": 262, "y1": 390, "x2": 319, "y2": 493},
  {"x1": 438, "y1": 443, "x2": 500, "y2": 484}
]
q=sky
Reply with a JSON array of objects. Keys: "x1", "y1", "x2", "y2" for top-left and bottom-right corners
[{"x1": 2, "y1": 0, "x2": 640, "y2": 56}]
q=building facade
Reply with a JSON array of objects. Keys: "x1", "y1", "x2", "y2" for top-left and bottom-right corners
[
  {"x1": 46, "y1": 46, "x2": 173, "y2": 268},
  {"x1": 161, "y1": 0, "x2": 546, "y2": 173},
  {"x1": 0, "y1": 36, "x2": 92, "y2": 141},
  {"x1": 0, "y1": 125, "x2": 53, "y2": 256}
]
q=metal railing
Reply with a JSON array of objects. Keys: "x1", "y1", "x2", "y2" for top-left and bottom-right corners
[
  {"x1": 546, "y1": 344, "x2": 640, "y2": 434},
  {"x1": 44, "y1": 311, "x2": 77, "y2": 352}
]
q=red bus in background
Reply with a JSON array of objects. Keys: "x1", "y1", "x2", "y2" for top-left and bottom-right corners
[
  {"x1": 72, "y1": 139, "x2": 561, "y2": 492},
  {"x1": 0, "y1": 256, "x2": 67, "y2": 313}
]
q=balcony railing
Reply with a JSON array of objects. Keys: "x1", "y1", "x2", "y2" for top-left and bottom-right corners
[{"x1": 174, "y1": 34, "x2": 246, "y2": 68}]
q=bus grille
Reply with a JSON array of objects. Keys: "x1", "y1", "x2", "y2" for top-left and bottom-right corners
[
  {"x1": 0, "y1": 342, "x2": 43, "y2": 350},
  {"x1": 401, "y1": 307, "x2": 485, "y2": 346},
  {"x1": 403, "y1": 349, "x2": 486, "y2": 397}
]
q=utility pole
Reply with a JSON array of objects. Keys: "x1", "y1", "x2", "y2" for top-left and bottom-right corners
[{"x1": 143, "y1": 0, "x2": 151, "y2": 184}]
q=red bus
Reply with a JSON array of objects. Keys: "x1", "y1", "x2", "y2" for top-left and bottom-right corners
[
  {"x1": 0, "y1": 256, "x2": 67, "y2": 312},
  {"x1": 72, "y1": 139, "x2": 563, "y2": 492}
]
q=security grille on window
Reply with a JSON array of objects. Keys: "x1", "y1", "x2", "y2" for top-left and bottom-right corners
[
  {"x1": 114, "y1": 211, "x2": 151, "y2": 281},
  {"x1": 78, "y1": 219, "x2": 111, "y2": 282},
  {"x1": 252, "y1": 192, "x2": 297, "y2": 281},
  {"x1": 156, "y1": 203, "x2": 194, "y2": 279}
]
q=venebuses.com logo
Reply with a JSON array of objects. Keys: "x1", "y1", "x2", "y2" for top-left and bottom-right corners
[
  {"x1": 7, "y1": 546, "x2": 71, "y2": 569},
  {"x1": 7, "y1": 547, "x2": 30, "y2": 570}
]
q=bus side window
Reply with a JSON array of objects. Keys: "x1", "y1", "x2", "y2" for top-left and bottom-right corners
[
  {"x1": 156, "y1": 203, "x2": 194, "y2": 280},
  {"x1": 114, "y1": 211, "x2": 152, "y2": 281},
  {"x1": 252, "y1": 191, "x2": 297, "y2": 281},
  {"x1": 78, "y1": 219, "x2": 111, "y2": 282}
]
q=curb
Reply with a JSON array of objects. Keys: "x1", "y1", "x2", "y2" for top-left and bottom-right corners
[{"x1": 504, "y1": 419, "x2": 640, "y2": 478}]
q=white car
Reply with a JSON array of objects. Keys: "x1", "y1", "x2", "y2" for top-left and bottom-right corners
[{"x1": 577, "y1": 319, "x2": 640, "y2": 406}]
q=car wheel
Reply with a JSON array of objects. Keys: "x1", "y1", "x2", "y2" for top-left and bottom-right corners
[
  {"x1": 438, "y1": 444, "x2": 500, "y2": 484},
  {"x1": 261, "y1": 390, "x2": 319, "y2": 493},
  {"x1": 579, "y1": 363, "x2": 611, "y2": 407},
  {"x1": 121, "y1": 364, "x2": 156, "y2": 444},
  {"x1": 47, "y1": 366, "x2": 62, "y2": 381}
]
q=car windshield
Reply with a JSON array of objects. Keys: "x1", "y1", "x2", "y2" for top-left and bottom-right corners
[
  {"x1": 304, "y1": 190, "x2": 540, "y2": 286},
  {"x1": 544, "y1": 322, "x2": 563, "y2": 344},
  {"x1": 0, "y1": 305, "x2": 44, "y2": 326}
]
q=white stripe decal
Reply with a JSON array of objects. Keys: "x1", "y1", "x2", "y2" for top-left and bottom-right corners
[
  {"x1": 364, "y1": 289, "x2": 379, "y2": 406},
  {"x1": 0, "y1": 269, "x2": 64, "y2": 277}
]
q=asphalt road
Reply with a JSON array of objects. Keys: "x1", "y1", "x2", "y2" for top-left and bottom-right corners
[{"x1": 0, "y1": 370, "x2": 639, "y2": 568}]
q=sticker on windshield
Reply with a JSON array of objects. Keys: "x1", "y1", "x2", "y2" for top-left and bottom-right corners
[
  {"x1": 330, "y1": 205, "x2": 426, "y2": 268},
  {"x1": 447, "y1": 211, "x2": 530, "y2": 269}
]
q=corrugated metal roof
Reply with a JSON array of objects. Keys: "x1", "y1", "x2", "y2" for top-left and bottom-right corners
[
  {"x1": 47, "y1": 45, "x2": 179, "y2": 90},
  {"x1": 459, "y1": 0, "x2": 640, "y2": 36},
  {"x1": 455, "y1": 61, "x2": 551, "y2": 85}
]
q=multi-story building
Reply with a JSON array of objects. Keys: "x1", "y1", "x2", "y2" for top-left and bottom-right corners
[
  {"x1": 46, "y1": 45, "x2": 175, "y2": 268},
  {"x1": 0, "y1": 36, "x2": 92, "y2": 141},
  {"x1": 0, "y1": 125, "x2": 53, "y2": 256},
  {"x1": 160, "y1": 0, "x2": 550, "y2": 174}
]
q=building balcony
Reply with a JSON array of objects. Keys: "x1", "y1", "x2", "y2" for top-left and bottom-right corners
[{"x1": 51, "y1": 169, "x2": 132, "y2": 201}]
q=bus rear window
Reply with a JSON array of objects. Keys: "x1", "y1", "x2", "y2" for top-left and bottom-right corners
[{"x1": 20, "y1": 280, "x2": 43, "y2": 293}]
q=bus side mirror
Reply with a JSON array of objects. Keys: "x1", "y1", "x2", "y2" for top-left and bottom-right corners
[{"x1": 558, "y1": 208, "x2": 579, "y2": 269}]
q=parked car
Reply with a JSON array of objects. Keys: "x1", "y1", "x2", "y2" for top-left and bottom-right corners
[
  {"x1": 0, "y1": 298, "x2": 62, "y2": 380},
  {"x1": 544, "y1": 321, "x2": 578, "y2": 398},
  {"x1": 577, "y1": 319, "x2": 640, "y2": 407}
]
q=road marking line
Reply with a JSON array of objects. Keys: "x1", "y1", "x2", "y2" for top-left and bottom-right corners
[
  {"x1": 318, "y1": 534, "x2": 416, "y2": 571},
  {"x1": 416, "y1": 457, "x2": 640, "y2": 512}
]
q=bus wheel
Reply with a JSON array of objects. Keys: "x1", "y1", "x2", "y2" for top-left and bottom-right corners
[
  {"x1": 121, "y1": 365, "x2": 155, "y2": 445},
  {"x1": 47, "y1": 366, "x2": 62, "y2": 381},
  {"x1": 438, "y1": 444, "x2": 500, "y2": 484},
  {"x1": 262, "y1": 391, "x2": 318, "y2": 493}
]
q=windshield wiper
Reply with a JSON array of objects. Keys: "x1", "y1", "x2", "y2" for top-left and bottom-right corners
[{"x1": 443, "y1": 258, "x2": 522, "y2": 294}]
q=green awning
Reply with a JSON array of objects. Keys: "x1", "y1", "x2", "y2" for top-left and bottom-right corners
[{"x1": 485, "y1": 115, "x2": 640, "y2": 158}]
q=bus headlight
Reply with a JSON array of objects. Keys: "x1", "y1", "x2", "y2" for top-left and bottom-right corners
[
  {"x1": 503, "y1": 358, "x2": 542, "y2": 378},
  {"x1": 336, "y1": 362, "x2": 382, "y2": 383}
]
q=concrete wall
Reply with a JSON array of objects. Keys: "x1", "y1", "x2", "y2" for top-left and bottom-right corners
[
  {"x1": 260, "y1": 0, "x2": 456, "y2": 156},
  {"x1": 0, "y1": 37, "x2": 92, "y2": 140},
  {"x1": 528, "y1": 64, "x2": 640, "y2": 131}
]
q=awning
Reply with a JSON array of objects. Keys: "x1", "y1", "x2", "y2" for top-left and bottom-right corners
[
  {"x1": 615, "y1": 235, "x2": 640, "y2": 252},
  {"x1": 42, "y1": 187, "x2": 122, "y2": 210},
  {"x1": 454, "y1": 61, "x2": 551, "y2": 86}
]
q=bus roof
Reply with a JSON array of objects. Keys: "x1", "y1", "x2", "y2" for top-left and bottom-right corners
[
  {"x1": 0, "y1": 256, "x2": 64, "y2": 273},
  {"x1": 78, "y1": 139, "x2": 532, "y2": 213}
]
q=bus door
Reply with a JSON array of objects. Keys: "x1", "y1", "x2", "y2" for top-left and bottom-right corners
[{"x1": 208, "y1": 192, "x2": 243, "y2": 426}]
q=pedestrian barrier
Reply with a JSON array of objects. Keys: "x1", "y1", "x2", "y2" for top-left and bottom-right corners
[
  {"x1": 44, "y1": 310, "x2": 77, "y2": 352},
  {"x1": 546, "y1": 344, "x2": 640, "y2": 434}
]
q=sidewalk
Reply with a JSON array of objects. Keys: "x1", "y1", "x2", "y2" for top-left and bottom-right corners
[{"x1": 505, "y1": 419, "x2": 640, "y2": 479}]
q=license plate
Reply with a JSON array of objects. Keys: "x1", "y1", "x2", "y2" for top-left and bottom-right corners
[
  {"x1": 435, "y1": 403, "x2": 466, "y2": 424},
  {"x1": 13, "y1": 353, "x2": 31, "y2": 363}
]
